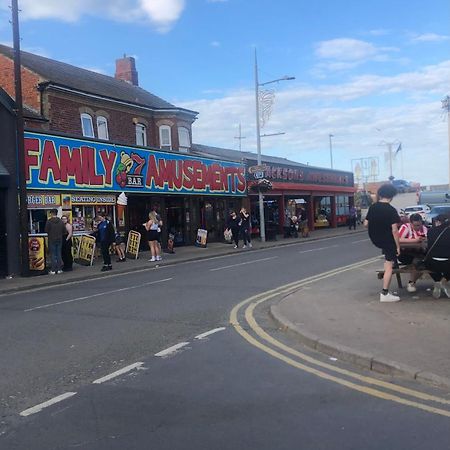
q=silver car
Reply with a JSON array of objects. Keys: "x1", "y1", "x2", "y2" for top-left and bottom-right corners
[{"x1": 425, "y1": 205, "x2": 450, "y2": 226}]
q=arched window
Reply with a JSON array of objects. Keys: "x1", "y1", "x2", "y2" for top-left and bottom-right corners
[
  {"x1": 159, "y1": 125, "x2": 172, "y2": 150},
  {"x1": 178, "y1": 126, "x2": 191, "y2": 152},
  {"x1": 80, "y1": 113, "x2": 94, "y2": 138},
  {"x1": 135, "y1": 123, "x2": 147, "y2": 146},
  {"x1": 97, "y1": 116, "x2": 109, "y2": 140}
]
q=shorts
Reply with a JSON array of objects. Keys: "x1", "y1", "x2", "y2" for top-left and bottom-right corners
[
  {"x1": 381, "y1": 247, "x2": 397, "y2": 262},
  {"x1": 398, "y1": 253, "x2": 414, "y2": 265},
  {"x1": 148, "y1": 230, "x2": 159, "y2": 242}
]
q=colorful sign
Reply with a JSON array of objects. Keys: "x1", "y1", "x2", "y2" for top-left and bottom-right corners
[
  {"x1": 27, "y1": 193, "x2": 61, "y2": 209},
  {"x1": 246, "y1": 160, "x2": 353, "y2": 187},
  {"x1": 126, "y1": 231, "x2": 141, "y2": 259},
  {"x1": 24, "y1": 132, "x2": 247, "y2": 196},
  {"x1": 74, "y1": 234, "x2": 96, "y2": 266},
  {"x1": 28, "y1": 236, "x2": 46, "y2": 271},
  {"x1": 195, "y1": 229, "x2": 208, "y2": 248}
]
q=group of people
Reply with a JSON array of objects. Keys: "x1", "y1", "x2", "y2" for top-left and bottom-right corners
[
  {"x1": 365, "y1": 183, "x2": 450, "y2": 302},
  {"x1": 45, "y1": 209, "x2": 127, "y2": 274},
  {"x1": 225, "y1": 208, "x2": 252, "y2": 249}
]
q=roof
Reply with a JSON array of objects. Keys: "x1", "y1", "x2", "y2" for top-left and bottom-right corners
[
  {"x1": 0, "y1": 44, "x2": 197, "y2": 115},
  {"x1": 192, "y1": 143, "x2": 308, "y2": 167}
]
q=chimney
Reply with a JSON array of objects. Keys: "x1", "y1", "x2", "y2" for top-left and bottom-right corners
[{"x1": 115, "y1": 54, "x2": 139, "y2": 86}]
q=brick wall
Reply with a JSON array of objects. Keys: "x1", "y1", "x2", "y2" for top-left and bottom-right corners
[{"x1": 0, "y1": 54, "x2": 41, "y2": 112}]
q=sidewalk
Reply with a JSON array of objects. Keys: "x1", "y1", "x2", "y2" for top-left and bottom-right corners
[
  {"x1": 271, "y1": 259, "x2": 450, "y2": 389},
  {"x1": 0, "y1": 226, "x2": 364, "y2": 295}
]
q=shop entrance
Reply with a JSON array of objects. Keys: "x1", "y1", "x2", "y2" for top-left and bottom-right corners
[
  {"x1": 165, "y1": 196, "x2": 185, "y2": 246},
  {"x1": 0, "y1": 190, "x2": 7, "y2": 276}
]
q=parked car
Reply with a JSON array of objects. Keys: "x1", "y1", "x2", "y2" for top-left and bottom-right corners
[
  {"x1": 399, "y1": 204, "x2": 431, "y2": 221},
  {"x1": 425, "y1": 205, "x2": 450, "y2": 226},
  {"x1": 392, "y1": 179, "x2": 414, "y2": 193}
]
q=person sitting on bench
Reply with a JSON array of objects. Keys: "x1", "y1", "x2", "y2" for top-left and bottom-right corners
[
  {"x1": 398, "y1": 213, "x2": 428, "y2": 293},
  {"x1": 425, "y1": 214, "x2": 450, "y2": 299}
]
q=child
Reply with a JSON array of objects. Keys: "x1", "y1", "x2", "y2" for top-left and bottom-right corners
[{"x1": 364, "y1": 184, "x2": 401, "y2": 302}]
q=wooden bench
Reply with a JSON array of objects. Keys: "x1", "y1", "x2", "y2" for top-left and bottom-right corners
[{"x1": 376, "y1": 264, "x2": 432, "y2": 289}]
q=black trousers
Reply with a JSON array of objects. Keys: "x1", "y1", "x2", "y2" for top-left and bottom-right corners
[
  {"x1": 425, "y1": 259, "x2": 450, "y2": 282},
  {"x1": 231, "y1": 227, "x2": 240, "y2": 246},
  {"x1": 240, "y1": 227, "x2": 251, "y2": 245},
  {"x1": 101, "y1": 241, "x2": 111, "y2": 266},
  {"x1": 62, "y1": 238, "x2": 73, "y2": 270}
]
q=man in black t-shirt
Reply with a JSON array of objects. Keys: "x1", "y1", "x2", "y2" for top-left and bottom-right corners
[{"x1": 364, "y1": 184, "x2": 401, "y2": 302}]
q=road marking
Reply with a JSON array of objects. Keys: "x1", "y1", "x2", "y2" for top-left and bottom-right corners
[
  {"x1": 155, "y1": 342, "x2": 190, "y2": 357},
  {"x1": 20, "y1": 392, "x2": 77, "y2": 417},
  {"x1": 351, "y1": 238, "x2": 370, "y2": 244},
  {"x1": 299, "y1": 245, "x2": 338, "y2": 253},
  {"x1": 92, "y1": 362, "x2": 144, "y2": 384},
  {"x1": 230, "y1": 257, "x2": 450, "y2": 418},
  {"x1": 195, "y1": 327, "x2": 226, "y2": 339},
  {"x1": 210, "y1": 256, "x2": 278, "y2": 271},
  {"x1": 23, "y1": 278, "x2": 173, "y2": 312}
]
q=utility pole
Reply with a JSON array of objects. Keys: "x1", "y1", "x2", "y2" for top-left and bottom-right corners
[
  {"x1": 234, "y1": 123, "x2": 246, "y2": 151},
  {"x1": 12, "y1": 0, "x2": 30, "y2": 276},
  {"x1": 328, "y1": 134, "x2": 334, "y2": 169},
  {"x1": 442, "y1": 95, "x2": 450, "y2": 189}
]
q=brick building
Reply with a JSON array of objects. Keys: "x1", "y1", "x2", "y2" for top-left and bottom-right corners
[{"x1": 0, "y1": 45, "x2": 246, "y2": 250}]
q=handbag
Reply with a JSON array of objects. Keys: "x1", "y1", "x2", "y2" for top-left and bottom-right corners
[{"x1": 224, "y1": 228, "x2": 233, "y2": 243}]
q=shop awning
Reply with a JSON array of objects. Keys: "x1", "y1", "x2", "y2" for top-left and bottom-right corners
[{"x1": 0, "y1": 161, "x2": 10, "y2": 187}]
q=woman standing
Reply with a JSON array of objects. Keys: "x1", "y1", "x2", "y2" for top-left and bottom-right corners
[
  {"x1": 61, "y1": 215, "x2": 73, "y2": 271},
  {"x1": 145, "y1": 211, "x2": 163, "y2": 262}
]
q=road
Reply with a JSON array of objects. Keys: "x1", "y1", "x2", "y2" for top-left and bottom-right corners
[{"x1": 1, "y1": 233, "x2": 450, "y2": 449}]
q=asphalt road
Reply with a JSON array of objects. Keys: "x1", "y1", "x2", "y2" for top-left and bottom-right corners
[{"x1": 1, "y1": 233, "x2": 450, "y2": 449}]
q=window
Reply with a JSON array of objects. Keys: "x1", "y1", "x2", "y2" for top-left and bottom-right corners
[
  {"x1": 96, "y1": 116, "x2": 109, "y2": 140},
  {"x1": 81, "y1": 113, "x2": 94, "y2": 138},
  {"x1": 178, "y1": 127, "x2": 191, "y2": 152},
  {"x1": 135, "y1": 123, "x2": 147, "y2": 146},
  {"x1": 159, "y1": 125, "x2": 172, "y2": 150}
]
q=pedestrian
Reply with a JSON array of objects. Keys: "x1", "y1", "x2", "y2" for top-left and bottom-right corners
[
  {"x1": 114, "y1": 231, "x2": 126, "y2": 262},
  {"x1": 398, "y1": 213, "x2": 427, "y2": 292},
  {"x1": 424, "y1": 214, "x2": 450, "y2": 298},
  {"x1": 239, "y1": 207, "x2": 252, "y2": 248},
  {"x1": 145, "y1": 210, "x2": 163, "y2": 262},
  {"x1": 226, "y1": 210, "x2": 241, "y2": 249},
  {"x1": 61, "y1": 214, "x2": 73, "y2": 271},
  {"x1": 95, "y1": 214, "x2": 115, "y2": 271},
  {"x1": 45, "y1": 208, "x2": 65, "y2": 275},
  {"x1": 348, "y1": 205, "x2": 357, "y2": 230},
  {"x1": 364, "y1": 184, "x2": 401, "y2": 302}
]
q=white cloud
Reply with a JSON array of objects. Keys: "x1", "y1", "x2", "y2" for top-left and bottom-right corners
[
  {"x1": 210, "y1": 41, "x2": 221, "y2": 47},
  {"x1": 3, "y1": 0, "x2": 186, "y2": 31},
  {"x1": 179, "y1": 61, "x2": 450, "y2": 184},
  {"x1": 411, "y1": 33, "x2": 450, "y2": 43},
  {"x1": 315, "y1": 38, "x2": 379, "y2": 61}
]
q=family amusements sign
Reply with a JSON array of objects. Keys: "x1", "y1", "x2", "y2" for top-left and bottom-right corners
[{"x1": 24, "y1": 132, "x2": 247, "y2": 196}]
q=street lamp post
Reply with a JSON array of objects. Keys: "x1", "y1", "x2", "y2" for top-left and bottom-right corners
[
  {"x1": 254, "y1": 49, "x2": 294, "y2": 242},
  {"x1": 328, "y1": 134, "x2": 334, "y2": 169},
  {"x1": 442, "y1": 96, "x2": 450, "y2": 189}
]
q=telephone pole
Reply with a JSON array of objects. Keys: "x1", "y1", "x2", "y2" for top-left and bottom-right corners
[
  {"x1": 234, "y1": 123, "x2": 246, "y2": 151},
  {"x1": 442, "y1": 95, "x2": 450, "y2": 189}
]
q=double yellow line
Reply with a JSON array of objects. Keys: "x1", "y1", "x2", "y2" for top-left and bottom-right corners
[{"x1": 230, "y1": 257, "x2": 450, "y2": 418}]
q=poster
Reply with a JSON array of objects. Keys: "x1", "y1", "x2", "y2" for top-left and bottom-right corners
[
  {"x1": 74, "y1": 234, "x2": 96, "y2": 266},
  {"x1": 28, "y1": 236, "x2": 46, "y2": 271},
  {"x1": 126, "y1": 231, "x2": 141, "y2": 259},
  {"x1": 195, "y1": 229, "x2": 208, "y2": 248}
]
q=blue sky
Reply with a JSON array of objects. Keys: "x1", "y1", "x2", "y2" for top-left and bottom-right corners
[{"x1": 0, "y1": 0, "x2": 449, "y2": 185}]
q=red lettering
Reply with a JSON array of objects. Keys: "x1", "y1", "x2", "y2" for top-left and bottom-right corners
[
  {"x1": 60, "y1": 146, "x2": 83, "y2": 184},
  {"x1": 39, "y1": 140, "x2": 60, "y2": 182},
  {"x1": 99, "y1": 150, "x2": 117, "y2": 186},
  {"x1": 145, "y1": 155, "x2": 160, "y2": 188},
  {"x1": 208, "y1": 164, "x2": 222, "y2": 191},
  {"x1": 192, "y1": 161, "x2": 205, "y2": 190},
  {"x1": 157, "y1": 159, "x2": 174, "y2": 188},
  {"x1": 24, "y1": 137, "x2": 39, "y2": 182},
  {"x1": 236, "y1": 168, "x2": 246, "y2": 192},
  {"x1": 182, "y1": 161, "x2": 194, "y2": 189},
  {"x1": 131, "y1": 153, "x2": 145, "y2": 175}
]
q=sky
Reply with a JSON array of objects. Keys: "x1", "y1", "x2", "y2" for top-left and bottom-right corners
[{"x1": 0, "y1": 0, "x2": 449, "y2": 185}]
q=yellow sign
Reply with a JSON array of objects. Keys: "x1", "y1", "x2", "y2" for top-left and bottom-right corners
[
  {"x1": 74, "y1": 234, "x2": 96, "y2": 266},
  {"x1": 28, "y1": 236, "x2": 46, "y2": 271},
  {"x1": 126, "y1": 231, "x2": 141, "y2": 259}
]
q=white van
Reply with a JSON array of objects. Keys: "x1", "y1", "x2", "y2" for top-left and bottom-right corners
[{"x1": 417, "y1": 191, "x2": 450, "y2": 206}]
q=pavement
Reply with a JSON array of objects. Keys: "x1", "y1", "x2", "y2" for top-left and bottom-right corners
[{"x1": 3, "y1": 224, "x2": 449, "y2": 391}]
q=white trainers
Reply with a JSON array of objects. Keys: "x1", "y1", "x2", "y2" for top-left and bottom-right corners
[
  {"x1": 249, "y1": 242, "x2": 252, "y2": 248},
  {"x1": 148, "y1": 256, "x2": 156, "y2": 262},
  {"x1": 233, "y1": 245, "x2": 238, "y2": 249},
  {"x1": 48, "y1": 270, "x2": 56, "y2": 275},
  {"x1": 441, "y1": 280, "x2": 450, "y2": 298},
  {"x1": 432, "y1": 282, "x2": 442, "y2": 299},
  {"x1": 406, "y1": 282, "x2": 417, "y2": 293},
  {"x1": 380, "y1": 292, "x2": 400, "y2": 302},
  {"x1": 156, "y1": 255, "x2": 162, "y2": 261},
  {"x1": 242, "y1": 245, "x2": 247, "y2": 249}
]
